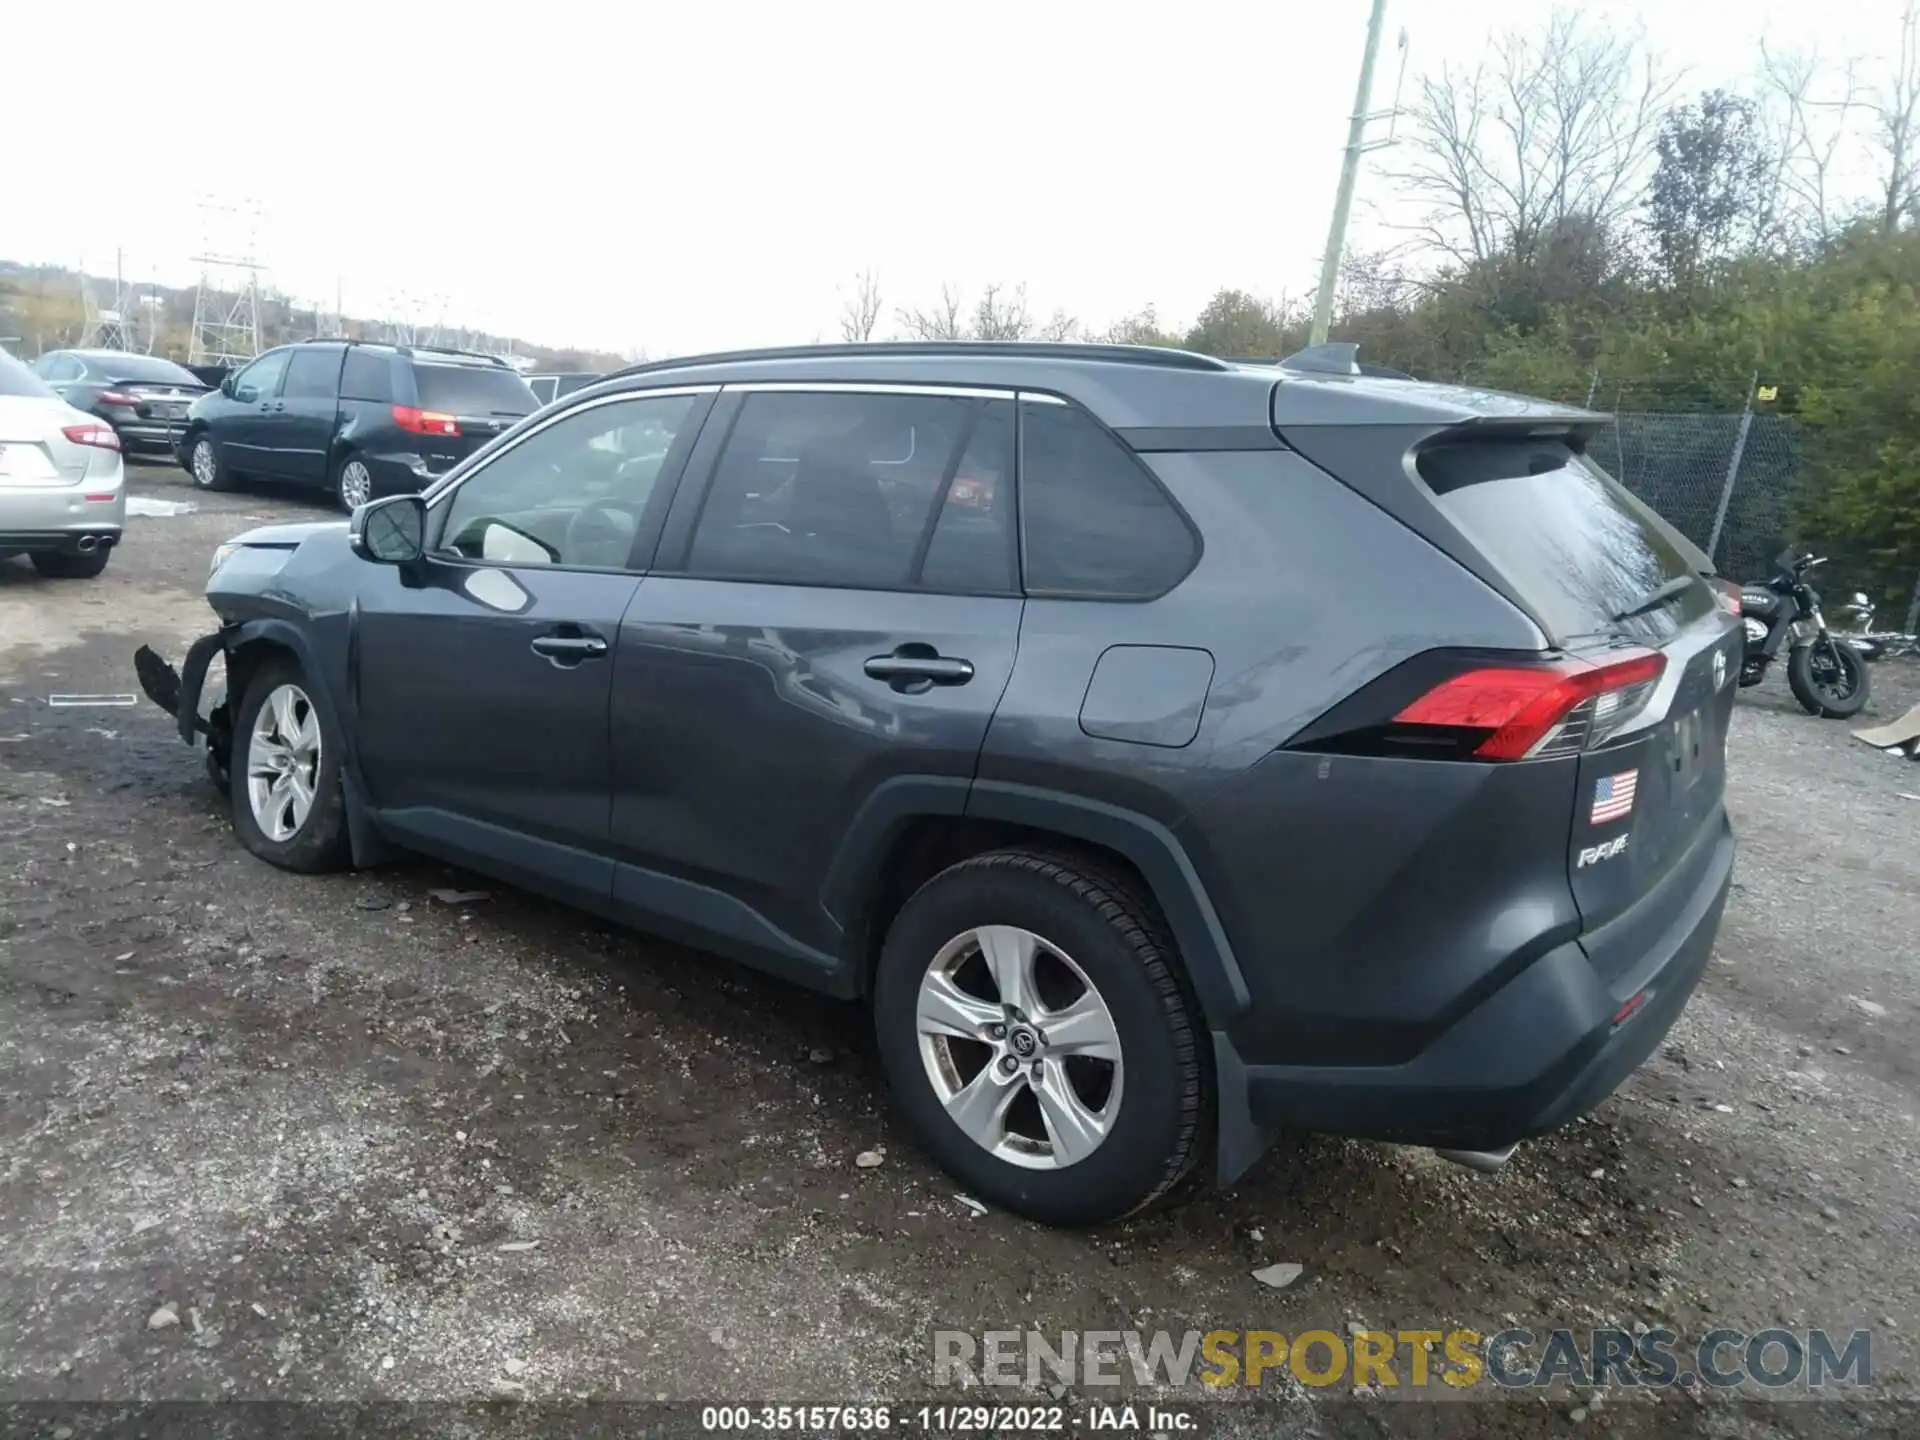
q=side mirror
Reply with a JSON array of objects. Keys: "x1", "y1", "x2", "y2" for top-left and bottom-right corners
[{"x1": 351, "y1": 494, "x2": 427, "y2": 565}]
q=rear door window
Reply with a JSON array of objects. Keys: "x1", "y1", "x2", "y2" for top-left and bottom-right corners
[
  {"x1": 1018, "y1": 399, "x2": 1198, "y2": 598},
  {"x1": 685, "y1": 390, "x2": 1016, "y2": 592},
  {"x1": 282, "y1": 348, "x2": 341, "y2": 400},
  {"x1": 1418, "y1": 438, "x2": 1712, "y2": 643},
  {"x1": 412, "y1": 363, "x2": 538, "y2": 417}
]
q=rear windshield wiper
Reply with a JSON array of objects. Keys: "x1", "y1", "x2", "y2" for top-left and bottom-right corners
[{"x1": 1611, "y1": 574, "x2": 1695, "y2": 622}]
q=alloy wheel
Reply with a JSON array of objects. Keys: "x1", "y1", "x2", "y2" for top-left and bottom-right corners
[
  {"x1": 246, "y1": 683, "x2": 322, "y2": 843},
  {"x1": 191, "y1": 439, "x2": 216, "y2": 487},
  {"x1": 915, "y1": 924, "x2": 1123, "y2": 1170},
  {"x1": 338, "y1": 459, "x2": 373, "y2": 511}
]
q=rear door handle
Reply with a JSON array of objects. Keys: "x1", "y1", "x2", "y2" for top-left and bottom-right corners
[
  {"x1": 864, "y1": 650, "x2": 974, "y2": 690},
  {"x1": 531, "y1": 629, "x2": 610, "y2": 666}
]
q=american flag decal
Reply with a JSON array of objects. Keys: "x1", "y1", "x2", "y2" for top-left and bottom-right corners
[{"x1": 1591, "y1": 770, "x2": 1639, "y2": 825}]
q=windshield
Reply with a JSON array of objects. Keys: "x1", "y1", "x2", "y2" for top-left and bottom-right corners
[
  {"x1": 96, "y1": 353, "x2": 202, "y2": 385},
  {"x1": 1421, "y1": 437, "x2": 1714, "y2": 644},
  {"x1": 413, "y1": 364, "x2": 538, "y2": 416}
]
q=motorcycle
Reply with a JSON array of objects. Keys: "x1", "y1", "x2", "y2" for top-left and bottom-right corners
[{"x1": 1737, "y1": 549, "x2": 1872, "y2": 718}]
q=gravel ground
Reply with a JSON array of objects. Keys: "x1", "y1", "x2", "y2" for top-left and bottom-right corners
[{"x1": 1, "y1": 462, "x2": 1916, "y2": 1438}]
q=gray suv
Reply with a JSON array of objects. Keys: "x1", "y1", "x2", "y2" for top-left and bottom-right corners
[{"x1": 133, "y1": 342, "x2": 1740, "y2": 1227}]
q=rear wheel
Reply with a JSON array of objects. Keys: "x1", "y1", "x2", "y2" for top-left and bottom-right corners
[
  {"x1": 229, "y1": 657, "x2": 351, "y2": 873},
  {"x1": 30, "y1": 549, "x2": 109, "y2": 579},
  {"x1": 1788, "y1": 637, "x2": 1870, "y2": 718},
  {"x1": 872, "y1": 849, "x2": 1208, "y2": 1226},
  {"x1": 189, "y1": 434, "x2": 234, "y2": 492},
  {"x1": 334, "y1": 454, "x2": 374, "y2": 513}
]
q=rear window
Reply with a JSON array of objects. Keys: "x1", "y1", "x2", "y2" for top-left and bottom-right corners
[
  {"x1": 411, "y1": 363, "x2": 537, "y2": 416},
  {"x1": 0, "y1": 352, "x2": 56, "y2": 399},
  {"x1": 96, "y1": 353, "x2": 199, "y2": 385},
  {"x1": 1419, "y1": 438, "x2": 1710, "y2": 642}
]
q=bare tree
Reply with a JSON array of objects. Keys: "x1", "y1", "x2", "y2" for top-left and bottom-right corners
[
  {"x1": 1759, "y1": 43, "x2": 1862, "y2": 247},
  {"x1": 1865, "y1": 1, "x2": 1920, "y2": 233},
  {"x1": 1035, "y1": 308, "x2": 1080, "y2": 343},
  {"x1": 838, "y1": 268, "x2": 882, "y2": 342},
  {"x1": 895, "y1": 283, "x2": 966, "y2": 340},
  {"x1": 1389, "y1": 9, "x2": 1678, "y2": 265},
  {"x1": 970, "y1": 283, "x2": 1030, "y2": 341}
]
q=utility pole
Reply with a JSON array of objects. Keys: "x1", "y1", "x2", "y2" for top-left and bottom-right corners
[{"x1": 1309, "y1": 0, "x2": 1396, "y2": 347}]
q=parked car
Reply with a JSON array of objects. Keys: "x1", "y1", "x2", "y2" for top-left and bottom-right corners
[
  {"x1": 132, "y1": 341, "x2": 1741, "y2": 1227},
  {"x1": 0, "y1": 349, "x2": 126, "y2": 578},
  {"x1": 527, "y1": 372, "x2": 603, "y2": 406},
  {"x1": 31, "y1": 348, "x2": 211, "y2": 458},
  {"x1": 178, "y1": 341, "x2": 540, "y2": 512}
]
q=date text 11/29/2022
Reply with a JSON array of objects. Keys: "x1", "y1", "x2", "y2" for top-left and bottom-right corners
[{"x1": 699, "y1": 1403, "x2": 1198, "y2": 1433}]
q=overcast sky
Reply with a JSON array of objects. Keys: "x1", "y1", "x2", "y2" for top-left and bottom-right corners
[{"x1": 7, "y1": 0, "x2": 1902, "y2": 356}]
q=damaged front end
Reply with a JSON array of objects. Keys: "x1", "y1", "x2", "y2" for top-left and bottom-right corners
[{"x1": 134, "y1": 633, "x2": 235, "y2": 787}]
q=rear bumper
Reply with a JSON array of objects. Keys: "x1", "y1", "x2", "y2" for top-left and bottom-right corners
[
  {"x1": 0, "y1": 480, "x2": 127, "y2": 553},
  {"x1": 1217, "y1": 812, "x2": 1734, "y2": 1178},
  {"x1": 114, "y1": 420, "x2": 191, "y2": 452}
]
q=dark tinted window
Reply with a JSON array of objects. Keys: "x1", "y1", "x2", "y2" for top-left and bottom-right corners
[
  {"x1": 0, "y1": 351, "x2": 56, "y2": 399},
  {"x1": 687, "y1": 391, "x2": 1015, "y2": 591},
  {"x1": 1420, "y1": 439, "x2": 1710, "y2": 642},
  {"x1": 92, "y1": 353, "x2": 199, "y2": 385},
  {"x1": 411, "y1": 363, "x2": 537, "y2": 416},
  {"x1": 340, "y1": 350, "x2": 394, "y2": 402},
  {"x1": 439, "y1": 393, "x2": 697, "y2": 569},
  {"x1": 282, "y1": 349, "x2": 341, "y2": 400},
  {"x1": 1019, "y1": 400, "x2": 1197, "y2": 598}
]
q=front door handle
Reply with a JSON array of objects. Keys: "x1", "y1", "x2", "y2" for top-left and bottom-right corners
[
  {"x1": 531, "y1": 628, "x2": 610, "y2": 666},
  {"x1": 864, "y1": 648, "x2": 974, "y2": 692}
]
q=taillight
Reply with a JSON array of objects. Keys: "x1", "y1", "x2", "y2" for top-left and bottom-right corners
[
  {"x1": 392, "y1": 405, "x2": 461, "y2": 437},
  {"x1": 1712, "y1": 578, "x2": 1741, "y2": 616},
  {"x1": 62, "y1": 423, "x2": 121, "y2": 451},
  {"x1": 98, "y1": 389, "x2": 141, "y2": 406},
  {"x1": 1394, "y1": 651, "x2": 1666, "y2": 760}
]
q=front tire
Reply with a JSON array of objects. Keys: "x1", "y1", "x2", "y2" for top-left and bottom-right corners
[
  {"x1": 30, "y1": 549, "x2": 110, "y2": 579},
  {"x1": 1788, "y1": 637, "x2": 1870, "y2": 718},
  {"x1": 229, "y1": 657, "x2": 351, "y2": 873},
  {"x1": 872, "y1": 849, "x2": 1208, "y2": 1227},
  {"x1": 189, "y1": 433, "x2": 234, "y2": 492},
  {"x1": 334, "y1": 453, "x2": 374, "y2": 513}
]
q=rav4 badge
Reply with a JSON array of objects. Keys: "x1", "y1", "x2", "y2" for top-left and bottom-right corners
[{"x1": 1577, "y1": 835, "x2": 1630, "y2": 868}]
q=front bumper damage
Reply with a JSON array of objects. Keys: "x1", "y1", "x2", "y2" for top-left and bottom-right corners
[{"x1": 134, "y1": 633, "x2": 233, "y2": 776}]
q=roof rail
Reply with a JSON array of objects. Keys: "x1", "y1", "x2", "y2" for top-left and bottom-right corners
[
  {"x1": 397, "y1": 344, "x2": 511, "y2": 366},
  {"x1": 606, "y1": 340, "x2": 1232, "y2": 382}
]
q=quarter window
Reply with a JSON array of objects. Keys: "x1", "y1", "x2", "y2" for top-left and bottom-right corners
[
  {"x1": 341, "y1": 350, "x2": 393, "y2": 402},
  {"x1": 1019, "y1": 400, "x2": 1197, "y2": 598},
  {"x1": 438, "y1": 393, "x2": 698, "y2": 570},
  {"x1": 685, "y1": 390, "x2": 1017, "y2": 592}
]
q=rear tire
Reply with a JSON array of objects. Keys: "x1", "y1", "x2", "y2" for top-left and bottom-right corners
[
  {"x1": 334, "y1": 453, "x2": 374, "y2": 513},
  {"x1": 30, "y1": 549, "x2": 109, "y2": 579},
  {"x1": 228, "y1": 657, "x2": 351, "y2": 873},
  {"x1": 872, "y1": 848, "x2": 1208, "y2": 1227},
  {"x1": 1788, "y1": 638, "x2": 1870, "y2": 718},
  {"x1": 189, "y1": 433, "x2": 234, "y2": 492}
]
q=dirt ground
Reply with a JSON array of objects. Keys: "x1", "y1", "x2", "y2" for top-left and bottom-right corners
[{"x1": 2, "y1": 462, "x2": 1917, "y2": 1438}]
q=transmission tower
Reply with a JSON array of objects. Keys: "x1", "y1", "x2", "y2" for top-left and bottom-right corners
[
  {"x1": 189, "y1": 196, "x2": 264, "y2": 365},
  {"x1": 82, "y1": 249, "x2": 137, "y2": 351}
]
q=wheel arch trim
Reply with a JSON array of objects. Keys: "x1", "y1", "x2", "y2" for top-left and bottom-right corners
[{"x1": 819, "y1": 775, "x2": 1250, "y2": 1026}]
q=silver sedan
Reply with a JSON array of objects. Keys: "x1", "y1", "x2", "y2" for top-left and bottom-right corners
[{"x1": 0, "y1": 349, "x2": 126, "y2": 578}]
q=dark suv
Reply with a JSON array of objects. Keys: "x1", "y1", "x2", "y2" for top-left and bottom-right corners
[
  {"x1": 133, "y1": 342, "x2": 1740, "y2": 1227},
  {"x1": 178, "y1": 341, "x2": 539, "y2": 512}
]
